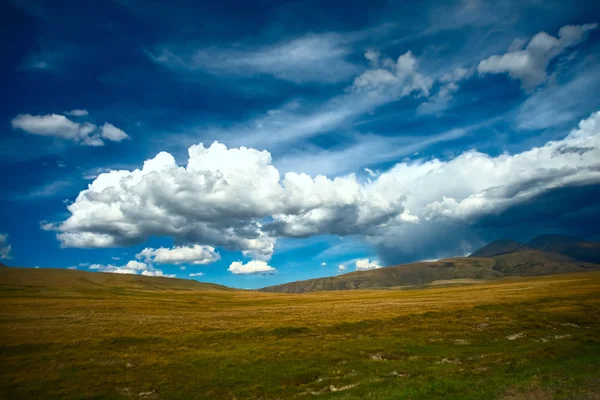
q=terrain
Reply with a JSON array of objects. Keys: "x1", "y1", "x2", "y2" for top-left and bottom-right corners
[
  {"x1": 1, "y1": 267, "x2": 600, "y2": 399},
  {"x1": 261, "y1": 235, "x2": 600, "y2": 294}
]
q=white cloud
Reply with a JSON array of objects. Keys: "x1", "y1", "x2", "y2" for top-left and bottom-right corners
[
  {"x1": 11, "y1": 113, "x2": 129, "y2": 146},
  {"x1": 148, "y1": 33, "x2": 359, "y2": 84},
  {"x1": 111, "y1": 256, "x2": 121, "y2": 260},
  {"x1": 65, "y1": 109, "x2": 89, "y2": 117},
  {"x1": 337, "y1": 264, "x2": 346, "y2": 272},
  {"x1": 49, "y1": 112, "x2": 600, "y2": 270},
  {"x1": 136, "y1": 245, "x2": 220, "y2": 265},
  {"x1": 478, "y1": 23, "x2": 597, "y2": 89},
  {"x1": 355, "y1": 258, "x2": 382, "y2": 271},
  {"x1": 78, "y1": 262, "x2": 90, "y2": 267},
  {"x1": 352, "y1": 50, "x2": 433, "y2": 96},
  {"x1": 228, "y1": 260, "x2": 276, "y2": 275},
  {"x1": 68, "y1": 266, "x2": 77, "y2": 270},
  {"x1": 0, "y1": 234, "x2": 12, "y2": 260},
  {"x1": 320, "y1": 262, "x2": 327, "y2": 266},
  {"x1": 418, "y1": 67, "x2": 470, "y2": 115},
  {"x1": 101, "y1": 123, "x2": 130, "y2": 142},
  {"x1": 189, "y1": 272, "x2": 204, "y2": 277},
  {"x1": 89, "y1": 260, "x2": 174, "y2": 277}
]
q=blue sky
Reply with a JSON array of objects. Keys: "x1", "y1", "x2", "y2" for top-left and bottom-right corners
[{"x1": 1, "y1": 0, "x2": 600, "y2": 288}]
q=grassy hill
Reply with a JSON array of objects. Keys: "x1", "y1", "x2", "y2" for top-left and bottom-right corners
[
  {"x1": 262, "y1": 245, "x2": 599, "y2": 294},
  {"x1": 0, "y1": 266, "x2": 232, "y2": 293},
  {"x1": 261, "y1": 257, "x2": 504, "y2": 293}
]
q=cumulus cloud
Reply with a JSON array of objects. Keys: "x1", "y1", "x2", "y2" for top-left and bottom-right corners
[
  {"x1": 149, "y1": 33, "x2": 358, "y2": 84},
  {"x1": 0, "y1": 234, "x2": 12, "y2": 260},
  {"x1": 136, "y1": 245, "x2": 220, "y2": 265},
  {"x1": 189, "y1": 272, "x2": 204, "y2": 277},
  {"x1": 11, "y1": 113, "x2": 129, "y2": 146},
  {"x1": 89, "y1": 260, "x2": 174, "y2": 277},
  {"x1": 49, "y1": 112, "x2": 600, "y2": 267},
  {"x1": 228, "y1": 260, "x2": 276, "y2": 275},
  {"x1": 337, "y1": 264, "x2": 346, "y2": 272},
  {"x1": 352, "y1": 50, "x2": 433, "y2": 96},
  {"x1": 355, "y1": 258, "x2": 382, "y2": 271},
  {"x1": 478, "y1": 23, "x2": 597, "y2": 89},
  {"x1": 320, "y1": 262, "x2": 326, "y2": 266}
]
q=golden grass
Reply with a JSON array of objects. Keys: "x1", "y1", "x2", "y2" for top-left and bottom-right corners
[{"x1": 1, "y1": 270, "x2": 599, "y2": 399}]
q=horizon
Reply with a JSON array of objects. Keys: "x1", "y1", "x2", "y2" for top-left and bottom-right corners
[{"x1": 2, "y1": 0, "x2": 600, "y2": 289}]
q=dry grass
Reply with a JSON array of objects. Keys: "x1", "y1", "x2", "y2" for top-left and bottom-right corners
[{"x1": 1, "y1": 269, "x2": 599, "y2": 399}]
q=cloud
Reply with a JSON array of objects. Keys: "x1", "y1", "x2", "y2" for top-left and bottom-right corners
[
  {"x1": 228, "y1": 260, "x2": 276, "y2": 275},
  {"x1": 320, "y1": 262, "x2": 326, "y2": 266},
  {"x1": 11, "y1": 113, "x2": 129, "y2": 146},
  {"x1": 351, "y1": 50, "x2": 433, "y2": 96},
  {"x1": 189, "y1": 272, "x2": 204, "y2": 277},
  {"x1": 136, "y1": 244, "x2": 220, "y2": 265},
  {"x1": 148, "y1": 33, "x2": 359, "y2": 84},
  {"x1": 68, "y1": 266, "x2": 77, "y2": 270},
  {"x1": 178, "y1": 50, "x2": 436, "y2": 153},
  {"x1": 101, "y1": 123, "x2": 130, "y2": 142},
  {"x1": 418, "y1": 67, "x2": 469, "y2": 115},
  {"x1": 516, "y1": 62, "x2": 600, "y2": 130},
  {"x1": 89, "y1": 260, "x2": 174, "y2": 277},
  {"x1": 478, "y1": 23, "x2": 597, "y2": 89},
  {"x1": 21, "y1": 180, "x2": 73, "y2": 200},
  {"x1": 49, "y1": 112, "x2": 600, "y2": 268},
  {"x1": 337, "y1": 264, "x2": 346, "y2": 272},
  {"x1": 355, "y1": 258, "x2": 382, "y2": 271},
  {"x1": 0, "y1": 234, "x2": 12, "y2": 260},
  {"x1": 65, "y1": 109, "x2": 89, "y2": 117}
]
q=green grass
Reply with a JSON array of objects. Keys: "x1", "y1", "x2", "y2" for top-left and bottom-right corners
[{"x1": 1, "y1": 270, "x2": 599, "y2": 399}]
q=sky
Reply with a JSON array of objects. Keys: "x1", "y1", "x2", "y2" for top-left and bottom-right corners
[{"x1": 1, "y1": 0, "x2": 600, "y2": 289}]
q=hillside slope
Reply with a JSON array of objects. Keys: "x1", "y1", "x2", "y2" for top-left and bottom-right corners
[
  {"x1": 527, "y1": 234, "x2": 600, "y2": 263},
  {"x1": 0, "y1": 267, "x2": 233, "y2": 292},
  {"x1": 261, "y1": 249, "x2": 599, "y2": 294},
  {"x1": 469, "y1": 239, "x2": 526, "y2": 257},
  {"x1": 261, "y1": 257, "x2": 503, "y2": 293}
]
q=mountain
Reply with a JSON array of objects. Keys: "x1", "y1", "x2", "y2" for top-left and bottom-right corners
[
  {"x1": 469, "y1": 239, "x2": 526, "y2": 258},
  {"x1": 0, "y1": 266, "x2": 233, "y2": 292},
  {"x1": 260, "y1": 257, "x2": 502, "y2": 293},
  {"x1": 261, "y1": 234, "x2": 600, "y2": 293},
  {"x1": 527, "y1": 234, "x2": 600, "y2": 263}
]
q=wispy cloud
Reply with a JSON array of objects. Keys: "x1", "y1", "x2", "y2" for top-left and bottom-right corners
[{"x1": 148, "y1": 33, "x2": 360, "y2": 84}]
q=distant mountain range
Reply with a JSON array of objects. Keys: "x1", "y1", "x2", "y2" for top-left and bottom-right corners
[
  {"x1": 470, "y1": 234, "x2": 600, "y2": 263},
  {"x1": 261, "y1": 234, "x2": 600, "y2": 293}
]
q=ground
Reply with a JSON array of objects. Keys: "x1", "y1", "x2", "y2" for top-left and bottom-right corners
[{"x1": 1, "y1": 271, "x2": 599, "y2": 399}]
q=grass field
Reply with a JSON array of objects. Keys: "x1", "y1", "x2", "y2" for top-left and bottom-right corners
[{"x1": 1, "y1": 270, "x2": 600, "y2": 399}]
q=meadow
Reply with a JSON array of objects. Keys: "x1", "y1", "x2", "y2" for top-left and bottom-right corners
[{"x1": 1, "y1": 270, "x2": 599, "y2": 399}]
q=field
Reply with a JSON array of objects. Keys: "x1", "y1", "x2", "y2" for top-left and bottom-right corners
[{"x1": 1, "y1": 269, "x2": 600, "y2": 399}]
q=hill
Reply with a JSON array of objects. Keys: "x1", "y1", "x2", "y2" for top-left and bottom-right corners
[
  {"x1": 0, "y1": 266, "x2": 232, "y2": 293},
  {"x1": 469, "y1": 239, "x2": 525, "y2": 257},
  {"x1": 527, "y1": 234, "x2": 600, "y2": 263},
  {"x1": 261, "y1": 249, "x2": 599, "y2": 294}
]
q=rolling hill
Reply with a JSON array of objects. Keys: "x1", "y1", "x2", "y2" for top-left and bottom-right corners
[
  {"x1": 0, "y1": 266, "x2": 232, "y2": 292},
  {"x1": 261, "y1": 234, "x2": 600, "y2": 293}
]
